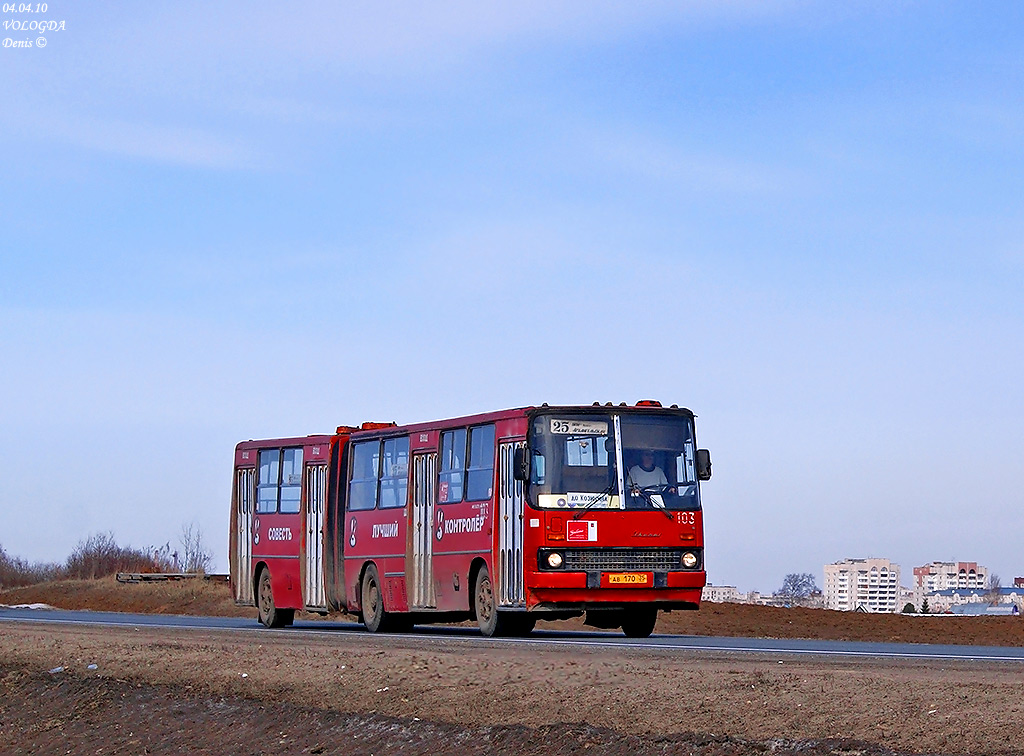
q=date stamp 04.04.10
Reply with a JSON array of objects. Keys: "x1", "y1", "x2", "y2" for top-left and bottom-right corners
[{"x1": 3, "y1": 3, "x2": 66, "y2": 50}]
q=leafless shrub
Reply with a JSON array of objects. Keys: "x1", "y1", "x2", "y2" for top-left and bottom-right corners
[
  {"x1": 63, "y1": 532, "x2": 175, "y2": 580},
  {"x1": 178, "y1": 522, "x2": 212, "y2": 574},
  {"x1": 0, "y1": 543, "x2": 61, "y2": 589}
]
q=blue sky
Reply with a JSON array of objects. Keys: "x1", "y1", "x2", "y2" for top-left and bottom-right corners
[{"x1": 2, "y1": 2, "x2": 1022, "y2": 592}]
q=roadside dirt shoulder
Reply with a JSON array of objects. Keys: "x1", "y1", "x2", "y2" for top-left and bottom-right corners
[
  {"x1": 0, "y1": 664, "x2": 910, "y2": 756},
  {"x1": 2, "y1": 621, "x2": 1023, "y2": 755}
]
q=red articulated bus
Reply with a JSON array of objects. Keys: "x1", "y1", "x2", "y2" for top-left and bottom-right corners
[{"x1": 229, "y1": 401, "x2": 712, "y2": 638}]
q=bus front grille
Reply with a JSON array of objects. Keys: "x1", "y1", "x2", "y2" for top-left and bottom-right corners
[{"x1": 561, "y1": 548, "x2": 690, "y2": 571}]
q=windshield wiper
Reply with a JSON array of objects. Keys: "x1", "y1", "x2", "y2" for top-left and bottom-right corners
[
  {"x1": 572, "y1": 482, "x2": 617, "y2": 520},
  {"x1": 631, "y1": 486, "x2": 675, "y2": 520}
]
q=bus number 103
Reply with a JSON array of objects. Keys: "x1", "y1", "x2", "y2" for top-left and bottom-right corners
[{"x1": 4, "y1": 3, "x2": 47, "y2": 12}]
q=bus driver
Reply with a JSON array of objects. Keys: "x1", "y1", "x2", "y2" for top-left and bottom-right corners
[{"x1": 627, "y1": 450, "x2": 676, "y2": 495}]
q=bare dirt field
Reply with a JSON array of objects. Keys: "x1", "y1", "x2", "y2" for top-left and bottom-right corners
[{"x1": 2, "y1": 579, "x2": 1023, "y2": 756}]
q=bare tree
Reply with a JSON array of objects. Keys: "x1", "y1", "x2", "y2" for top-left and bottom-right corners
[
  {"x1": 987, "y1": 573, "x2": 1002, "y2": 605},
  {"x1": 777, "y1": 572, "x2": 818, "y2": 598},
  {"x1": 775, "y1": 573, "x2": 819, "y2": 605},
  {"x1": 179, "y1": 522, "x2": 213, "y2": 574}
]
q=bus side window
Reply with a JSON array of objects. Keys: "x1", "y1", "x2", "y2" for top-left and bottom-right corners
[
  {"x1": 531, "y1": 451, "x2": 545, "y2": 485},
  {"x1": 466, "y1": 424, "x2": 495, "y2": 501},
  {"x1": 348, "y1": 441, "x2": 380, "y2": 511},
  {"x1": 379, "y1": 436, "x2": 410, "y2": 508},
  {"x1": 439, "y1": 429, "x2": 466, "y2": 503},
  {"x1": 257, "y1": 449, "x2": 280, "y2": 514},
  {"x1": 279, "y1": 448, "x2": 303, "y2": 514},
  {"x1": 676, "y1": 440, "x2": 696, "y2": 485}
]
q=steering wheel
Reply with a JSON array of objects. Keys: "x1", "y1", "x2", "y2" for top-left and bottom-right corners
[
  {"x1": 631, "y1": 483, "x2": 676, "y2": 496},
  {"x1": 629, "y1": 484, "x2": 676, "y2": 517}
]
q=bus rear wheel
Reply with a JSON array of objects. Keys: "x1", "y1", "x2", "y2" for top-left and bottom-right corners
[
  {"x1": 257, "y1": 568, "x2": 293, "y2": 628},
  {"x1": 621, "y1": 606, "x2": 658, "y2": 638},
  {"x1": 360, "y1": 564, "x2": 393, "y2": 632}
]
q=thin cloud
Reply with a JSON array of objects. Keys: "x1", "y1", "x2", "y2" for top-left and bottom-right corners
[
  {"x1": 55, "y1": 114, "x2": 256, "y2": 169},
  {"x1": 153, "y1": 1, "x2": 791, "y2": 71},
  {"x1": 0, "y1": 95, "x2": 258, "y2": 169},
  {"x1": 585, "y1": 128, "x2": 808, "y2": 196}
]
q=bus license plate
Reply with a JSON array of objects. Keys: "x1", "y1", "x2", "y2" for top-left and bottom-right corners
[{"x1": 607, "y1": 572, "x2": 651, "y2": 586}]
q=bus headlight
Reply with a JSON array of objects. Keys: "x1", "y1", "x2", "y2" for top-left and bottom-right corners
[
  {"x1": 547, "y1": 552, "x2": 564, "y2": 568},
  {"x1": 681, "y1": 552, "x2": 698, "y2": 569}
]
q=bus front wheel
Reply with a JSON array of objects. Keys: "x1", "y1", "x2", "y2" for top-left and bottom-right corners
[{"x1": 257, "y1": 569, "x2": 293, "y2": 628}]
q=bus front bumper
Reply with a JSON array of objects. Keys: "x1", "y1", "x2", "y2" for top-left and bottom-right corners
[{"x1": 525, "y1": 570, "x2": 705, "y2": 609}]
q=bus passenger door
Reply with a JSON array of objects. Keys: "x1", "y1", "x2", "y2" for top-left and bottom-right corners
[
  {"x1": 234, "y1": 467, "x2": 256, "y2": 604},
  {"x1": 498, "y1": 441, "x2": 526, "y2": 606},
  {"x1": 303, "y1": 462, "x2": 329, "y2": 610},
  {"x1": 410, "y1": 451, "x2": 437, "y2": 608}
]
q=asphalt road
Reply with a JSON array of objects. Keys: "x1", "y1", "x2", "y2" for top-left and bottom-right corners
[{"x1": 3, "y1": 605, "x2": 1024, "y2": 663}]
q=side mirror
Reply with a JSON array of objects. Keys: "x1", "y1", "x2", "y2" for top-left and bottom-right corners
[
  {"x1": 696, "y1": 449, "x2": 712, "y2": 481},
  {"x1": 513, "y1": 446, "x2": 530, "y2": 482}
]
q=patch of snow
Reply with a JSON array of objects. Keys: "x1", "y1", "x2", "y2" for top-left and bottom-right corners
[{"x1": 0, "y1": 603, "x2": 56, "y2": 610}]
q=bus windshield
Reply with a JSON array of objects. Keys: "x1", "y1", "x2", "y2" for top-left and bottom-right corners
[{"x1": 527, "y1": 411, "x2": 700, "y2": 512}]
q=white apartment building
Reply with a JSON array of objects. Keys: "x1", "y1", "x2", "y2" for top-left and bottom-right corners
[
  {"x1": 823, "y1": 558, "x2": 901, "y2": 612},
  {"x1": 702, "y1": 584, "x2": 743, "y2": 603},
  {"x1": 912, "y1": 561, "x2": 988, "y2": 610}
]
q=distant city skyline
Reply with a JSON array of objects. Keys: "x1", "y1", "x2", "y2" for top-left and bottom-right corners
[{"x1": 710, "y1": 556, "x2": 1019, "y2": 598}]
